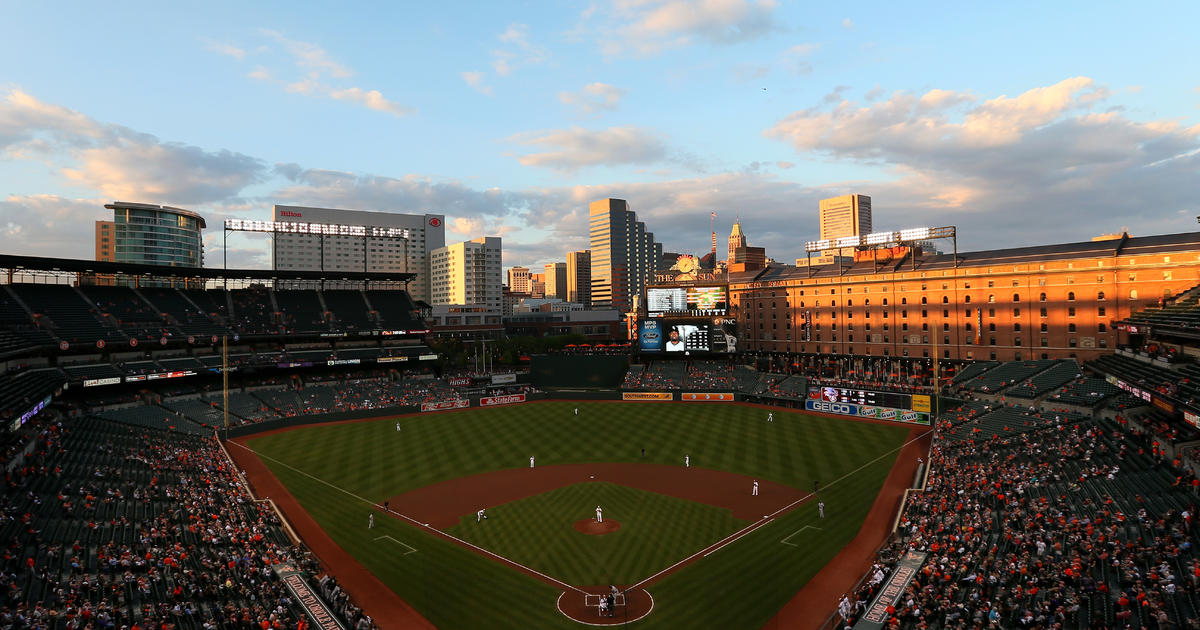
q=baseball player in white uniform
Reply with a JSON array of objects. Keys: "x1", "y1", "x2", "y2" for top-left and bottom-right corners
[
  {"x1": 684, "y1": 454, "x2": 690, "y2": 468},
  {"x1": 530, "y1": 455, "x2": 535, "y2": 468},
  {"x1": 767, "y1": 412, "x2": 773, "y2": 422},
  {"x1": 752, "y1": 480, "x2": 759, "y2": 496},
  {"x1": 596, "y1": 505, "x2": 603, "y2": 523},
  {"x1": 368, "y1": 513, "x2": 374, "y2": 529},
  {"x1": 477, "y1": 508, "x2": 487, "y2": 522}
]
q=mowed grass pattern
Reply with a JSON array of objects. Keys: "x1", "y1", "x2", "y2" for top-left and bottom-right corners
[
  {"x1": 247, "y1": 401, "x2": 912, "y2": 629},
  {"x1": 447, "y1": 482, "x2": 746, "y2": 585}
]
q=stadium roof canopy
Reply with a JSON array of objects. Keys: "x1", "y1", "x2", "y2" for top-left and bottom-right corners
[{"x1": 0, "y1": 254, "x2": 417, "y2": 283}]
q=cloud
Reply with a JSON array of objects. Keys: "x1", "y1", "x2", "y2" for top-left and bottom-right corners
[
  {"x1": 763, "y1": 77, "x2": 1200, "y2": 248},
  {"x1": 842, "y1": 18, "x2": 854, "y2": 29},
  {"x1": 63, "y1": 142, "x2": 265, "y2": 205},
  {"x1": 594, "y1": 0, "x2": 782, "y2": 57},
  {"x1": 0, "y1": 89, "x2": 265, "y2": 205},
  {"x1": 775, "y1": 160, "x2": 794, "y2": 169},
  {"x1": 460, "y1": 71, "x2": 493, "y2": 96},
  {"x1": 507, "y1": 126, "x2": 669, "y2": 171},
  {"x1": 490, "y1": 23, "x2": 549, "y2": 77},
  {"x1": 329, "y1": 87, "x2": 414, "y2": 117},
  {"x1": 558, "y1": 82, "x2": 625, "y2": 116},
  {"x1": 0, "y1": 195, "x2": 104, "y2": 258},
  {"x1": 202, "y1": 39, "x2": 246, "y2": 61},
  {"x1": 260, "y1": 29, "x2": 352, "y2": 78},
  {"x1": 781, "y1": 43, "x2": 817, "y2": 75},
  {"x1": 218, "y1": 29, "x2": 415, "y2": 116}
]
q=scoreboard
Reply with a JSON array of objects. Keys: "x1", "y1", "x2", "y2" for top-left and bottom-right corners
[{"x1": 807, "y1": 386, "x2": 914, "y2": 411}]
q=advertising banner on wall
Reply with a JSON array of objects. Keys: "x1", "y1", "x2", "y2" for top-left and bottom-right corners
[
  {"x1": 681, "y1": 393, "x2": 734, "y2": 401},
  {"x1": 805, "y1": 400, "x2": 930, "y2": 426},
  {"x1": 420, "y1": 399, "x2": 469, "y2": 412},
  {"x1": 273, "y1": 564, "x2": 347, "y2": 630},
  {"x1": 856, "y1": 550, "x2": 928, "y2": 629},
  {"x1": 622, "y1": 392, "x2": 673, "y2": 401},
  {"x1": 448, "y1": 377, "x2": 472, "y2": 386},
  {"x1": 480, "y1": 394, "x2": 526, "y2": 407},
  {"x1": 491, "y1": 373, "x2": 517, "y2": 385}
]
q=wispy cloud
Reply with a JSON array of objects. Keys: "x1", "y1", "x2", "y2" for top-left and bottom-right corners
[
  {"x1": 589, "y1": 0, "x2": 783, "y2": 57},
  {"x1": 491, "y1": 23, "x2": 549, "y2": 76},
  {"x1": 460, "y1": 70, "x2": 493, "y2": 96},
  {"x1": 558, "y1": 82, "x2": 625, "y2": 116},
  {"x1": 842, "y1": 17, "x2": 854, "y2": 29},
  {"x1": 507, "y1": 126, "x2": 669, "y2": 171},
  {"x1": 203, "y1": 29, "x2": 413, "y2": 117},
  {"x1": 201, "y1": 38, "x2": 246, "y2": 61}
]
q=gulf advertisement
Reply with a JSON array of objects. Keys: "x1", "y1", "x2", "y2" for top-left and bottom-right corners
[
  {"x1": 622, "y1": 392, "x2": 673, "y2": 401},
  {"x1": 805, "y1": 399, "x2": 930, "y2": 426},
  {"x1": 480, "y1": 394, "x2": 526, "y2": 407},
  {"x1": 420, "y1": 399, "x2": 470, "y2": 412}
]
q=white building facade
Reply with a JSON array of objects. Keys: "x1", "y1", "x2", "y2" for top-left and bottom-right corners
[
  {"x1": 430, "y1": 236, "x2": 503, "y2": 312},
  {"x1": 270, "y1": 205, "x2": 446, "y2": 303}
]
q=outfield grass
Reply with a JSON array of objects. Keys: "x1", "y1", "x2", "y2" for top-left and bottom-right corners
[
  {"x1": 247, "y1": 401, "x2": 912, "y2": 629},
  {"x1": 446, "y1": 481, "x2": 747, "y2": 585}
]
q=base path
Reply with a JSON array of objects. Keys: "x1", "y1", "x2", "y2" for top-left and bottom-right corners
[
  {"x1": 226, "y1": 437, "x2": 437, "y2": 630},
  {"x1": 387, "y1": 462, "x2": 804, "y2": 529},
  {"x1": 763, "y1": 427, "x2": 933, "y2": 630}
]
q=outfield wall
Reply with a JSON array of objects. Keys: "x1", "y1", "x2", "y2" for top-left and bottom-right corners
[{"x1": 529, "y1": 355, "x2": 628, "y2": 388}]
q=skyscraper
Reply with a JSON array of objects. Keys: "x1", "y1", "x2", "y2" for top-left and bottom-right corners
[
  {"x1": 507, "y1": 266, "x2": 532, "y2": 294},
  {"x1": 566, "y1": 250, "x2": 591, "y2": 306},
  {"x1": 818, "y1": 194, "x2": 872, "y2": 241},
  {"x1": 727, "y1": 220, "x2": 746, "y2": 261},
  {"x1": 430, "y1": 237, "x2": 502, "y2": 310},
  {"x1": 589, "y1": 198, "x2": 662, "y2": 313},
  {"x1": 544, "y1": 262, "x2": 567, "y2": 300}
]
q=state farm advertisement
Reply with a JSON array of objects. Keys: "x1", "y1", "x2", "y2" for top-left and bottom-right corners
[
  {"x1": 421, "y1": 399, "x2": 469, "y2": 412},
  {"x1": 480, "y1": 394, "x2": 526, "y2": 407}
]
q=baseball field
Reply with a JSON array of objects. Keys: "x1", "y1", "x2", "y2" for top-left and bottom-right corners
[{"x1": 231, "y1": 401, "x2": 917, "y2": 628}]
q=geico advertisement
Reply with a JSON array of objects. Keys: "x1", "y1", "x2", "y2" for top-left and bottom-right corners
[{"x1": 804, "y1": 400, "x2": 929, "y2": 425}]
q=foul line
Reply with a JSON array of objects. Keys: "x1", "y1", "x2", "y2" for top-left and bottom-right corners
[
  {"x1": 226, "y1": 440, "x2": 587, "y2": 595},
  {"x1": 374, "y1": 535, "x2": 418, "y2": 555},
  {"x1": 780, "y1": 526, "x2": 822, "y2": 547},
  {"x1": 628, "y1": 429, "x2": 929, "y2": 591}
]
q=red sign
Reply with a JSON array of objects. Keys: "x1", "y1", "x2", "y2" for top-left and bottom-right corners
[
  {"x1": 59, "y1": 341, "x2": 69, "y2": 351},
  {"x1": 421, "y1": 399, "x2": 469, "y2": 412},
  {"x1": 280, "y1": 210, "x2": 303, "y2": 217},
  {"x1": 448, "y1": 377, "x2": 472, "y2": 386},
  {"x1": 681, "y1": 392, "x2": 734, "y2": 401},
  {"x1": 129, "y1": 338, "x2": 138, "y2": 347},
  {"x1": 428, "y1": 217, "x2": 441, "y2": 227},
  {"x1": 480, "y1": 394, "x2": 526, "y2": 407}
]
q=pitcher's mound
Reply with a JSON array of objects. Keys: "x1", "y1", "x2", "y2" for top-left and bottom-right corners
[{"x1": 574, "y1": 518, "x2": 621, "y2": 535}]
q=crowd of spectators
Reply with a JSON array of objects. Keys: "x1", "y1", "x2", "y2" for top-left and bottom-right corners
[
  {"x1": 838, "y1": 400, "x2": 1200, "y2": 628},
  {"x1": 1, "y1": 413, "x2": 374, "y2": 629}
]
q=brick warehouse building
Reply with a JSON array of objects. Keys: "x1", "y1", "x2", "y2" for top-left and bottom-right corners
[{"x1": 726, "y1": 231, "x2": 1200, "y2": 362}]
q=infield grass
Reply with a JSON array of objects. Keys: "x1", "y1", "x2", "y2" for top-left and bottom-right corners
[
  {"x1": 447, "y1": 481, "x2": 747, "y2": 585},
  {"x1": 247, "y1": 401, "x2": 913, "y2": 629}
]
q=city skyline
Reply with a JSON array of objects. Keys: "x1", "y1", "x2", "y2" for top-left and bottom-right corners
[{"x1": 0, "y1": 2, "x2": 1198, "y2": 272}]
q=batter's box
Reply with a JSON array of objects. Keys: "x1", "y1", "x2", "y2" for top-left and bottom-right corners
[
  {"x1": 374, "y1": 535, "x2": 418, "y2": 555},
  {"x1": 585, "y1": 593, "x2": 626, "y2": 608}
]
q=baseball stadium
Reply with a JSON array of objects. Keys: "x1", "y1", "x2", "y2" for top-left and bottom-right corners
[{"x1": 3, "y1": 214, "x2": 1200, "y2": 630}]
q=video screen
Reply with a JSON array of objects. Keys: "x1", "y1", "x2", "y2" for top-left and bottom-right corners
[
  {"x1": 639, "y1": 318, "x2": 737, "y2": 354},
  {"x1": 806, "y1": 386, "x2": 913, "y2": 410},
  {"x1": 646, "y1": 286, "x2": 727, "y2": 316}
]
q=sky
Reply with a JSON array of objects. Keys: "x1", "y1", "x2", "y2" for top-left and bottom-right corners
[{"x1": 0, "y1": 0, "x2": 1198, "y2": 271}]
